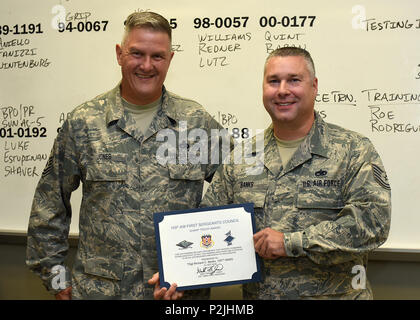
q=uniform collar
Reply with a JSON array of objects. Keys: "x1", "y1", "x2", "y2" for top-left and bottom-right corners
[
  {"x1": 105, "y1": 83, "x2": 178, "y2": 126},
  {"x1": 104, "y1": 83, "x2": 178, "y2": 143},
  {"x1": 105, "y1": 83, "x2": 124, "y2": 126},
  {"x1": 263, "y1": 112, "x2": 330, "y2": 176},
  {"x1": 305, "y1": 112, "x2": 330, "y2": 158}
]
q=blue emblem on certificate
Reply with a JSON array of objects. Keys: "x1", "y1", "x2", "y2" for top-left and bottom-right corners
[
  {"x1": 153, "y1": 203, "x2": 262, "y2": 291},
  {"x1": 224, "y1": 231, "x2": 234, "y2": 246}
]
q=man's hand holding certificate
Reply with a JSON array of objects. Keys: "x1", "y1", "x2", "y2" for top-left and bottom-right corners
[{"x1": 153, "y1": 203, "x2": 261, "y2": 291}]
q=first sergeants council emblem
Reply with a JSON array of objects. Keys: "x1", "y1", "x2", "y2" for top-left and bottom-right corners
[{"x1": 200, "y1": 234, "x2": 214, "y2": 249}]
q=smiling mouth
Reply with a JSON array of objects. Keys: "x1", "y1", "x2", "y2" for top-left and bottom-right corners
[
  {"x1": 275, "y1": 101, "x2": 295, "y2": 107},
  {"x1": 135, "y1": 73, "x2": 154, "y2": 79}
]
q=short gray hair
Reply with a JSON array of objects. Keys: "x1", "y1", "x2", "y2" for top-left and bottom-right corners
[
  {"x1": 265, "y1": 47, "x2": 316, "y2": 79},
  {"x1": 122, "y1": 11, "x2": 172, "y2": 45}
]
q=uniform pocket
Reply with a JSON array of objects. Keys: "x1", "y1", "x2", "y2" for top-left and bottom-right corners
[
  {"x1": 296, "y1": 194, "x2": 344, "y2": 210},
  {"x1": 233, "y1": 180, "x2": 268, "y2": 230},
  {"x1": 167, "y1": 163, "x2": 205, "y2": 180},
  {"x1": 296, "y1": 181, "x2": 344, "y2": 210},
  {"x1": 166, "y1": 164, "x2": 205, "y2": 209},
  {"x1": 293, "y1": 181, "x2": 344, "y2": 227},
  {"x1": 86, "y1": 153, "x2": 127, "y2": 181},
  {"x1": 83, "y1": 256, "x2": 124, "y2": 280},
  {"x1": 74, "y1": 256, "x2": 123, "y2": 299}
]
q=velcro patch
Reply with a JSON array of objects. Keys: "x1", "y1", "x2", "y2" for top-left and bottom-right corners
[
  {"x1": 371, "y1": 163, "x2": 391, "y2": 190},
  {"x1": 42, "y1": 156, "x2": 53, "y2": 178}
]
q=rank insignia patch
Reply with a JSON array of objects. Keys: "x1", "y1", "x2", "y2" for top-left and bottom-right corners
[
  {"x1": 371, "y1": 163, "x2": 391, "y2": 190},
  {"x1": 42, "y1": 156, "x2": 53, "y2": 178}
]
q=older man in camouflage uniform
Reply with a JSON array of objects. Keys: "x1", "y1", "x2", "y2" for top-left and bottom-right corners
[
  {"x1": 26, "y1": 12, "x2": 223, "y2": 300},
  {"x1": 201, "y1": 47, "x2": 391, "y2": 299}
]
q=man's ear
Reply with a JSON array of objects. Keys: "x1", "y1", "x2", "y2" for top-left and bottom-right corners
[
  {"x1": 116, "y1": 44, "x2": 123, "y2": 66},
  {"x1": 313, "y1": 77, "x2": 318, "y2": 95}
]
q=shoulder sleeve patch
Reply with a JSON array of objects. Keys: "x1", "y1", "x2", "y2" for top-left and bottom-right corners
[
  {"x1": 371, "y1": 163, "x2": 391, "y2": 191},
  {"x1": 42, "y1": 156, "x2": 53, "y2": 178}
]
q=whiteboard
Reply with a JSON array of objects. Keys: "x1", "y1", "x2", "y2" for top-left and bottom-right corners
[{"x1": 1, "y1": 0, "x2": 419, "y2": 251}]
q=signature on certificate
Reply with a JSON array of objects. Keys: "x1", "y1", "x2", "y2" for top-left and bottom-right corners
[{"x1": 197, "y1": 264, "x2": 224, "y2": 276}]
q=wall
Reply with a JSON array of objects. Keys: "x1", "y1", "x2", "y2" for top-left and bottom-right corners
[
  {"x1": 1, "y1": 0, "x2": 420, "y2": 300},
  {"x1": 1, "y1": 0, "x2": 420, "y2": 251}
]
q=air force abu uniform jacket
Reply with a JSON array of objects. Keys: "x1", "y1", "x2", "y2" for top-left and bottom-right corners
[
  {"x1": 201, "y1": 113, "x2": 391, "y2": 299},
  {"x1": 27, "y1": 85, "x2": 223, "y2": 299}
]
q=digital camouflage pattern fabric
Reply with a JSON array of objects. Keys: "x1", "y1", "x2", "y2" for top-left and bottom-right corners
[
  {"x1": 201, "y1": 112, "x2": 391, "y2": 299},
  {"x1": 26, "y1": 84, "x2": 223, "y2": 299}
]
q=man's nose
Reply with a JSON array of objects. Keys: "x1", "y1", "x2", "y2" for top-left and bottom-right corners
[
  {"x1": 277, "y1": 81, "x2": 290, "y2": 96},
  {"x1": 140, "y1": 56, "x2": 153, "y2": 71}
]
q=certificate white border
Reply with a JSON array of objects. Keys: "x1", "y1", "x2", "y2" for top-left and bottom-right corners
[{"x1": 153, "y1": 203, "x2": 261, "y2": 291}]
